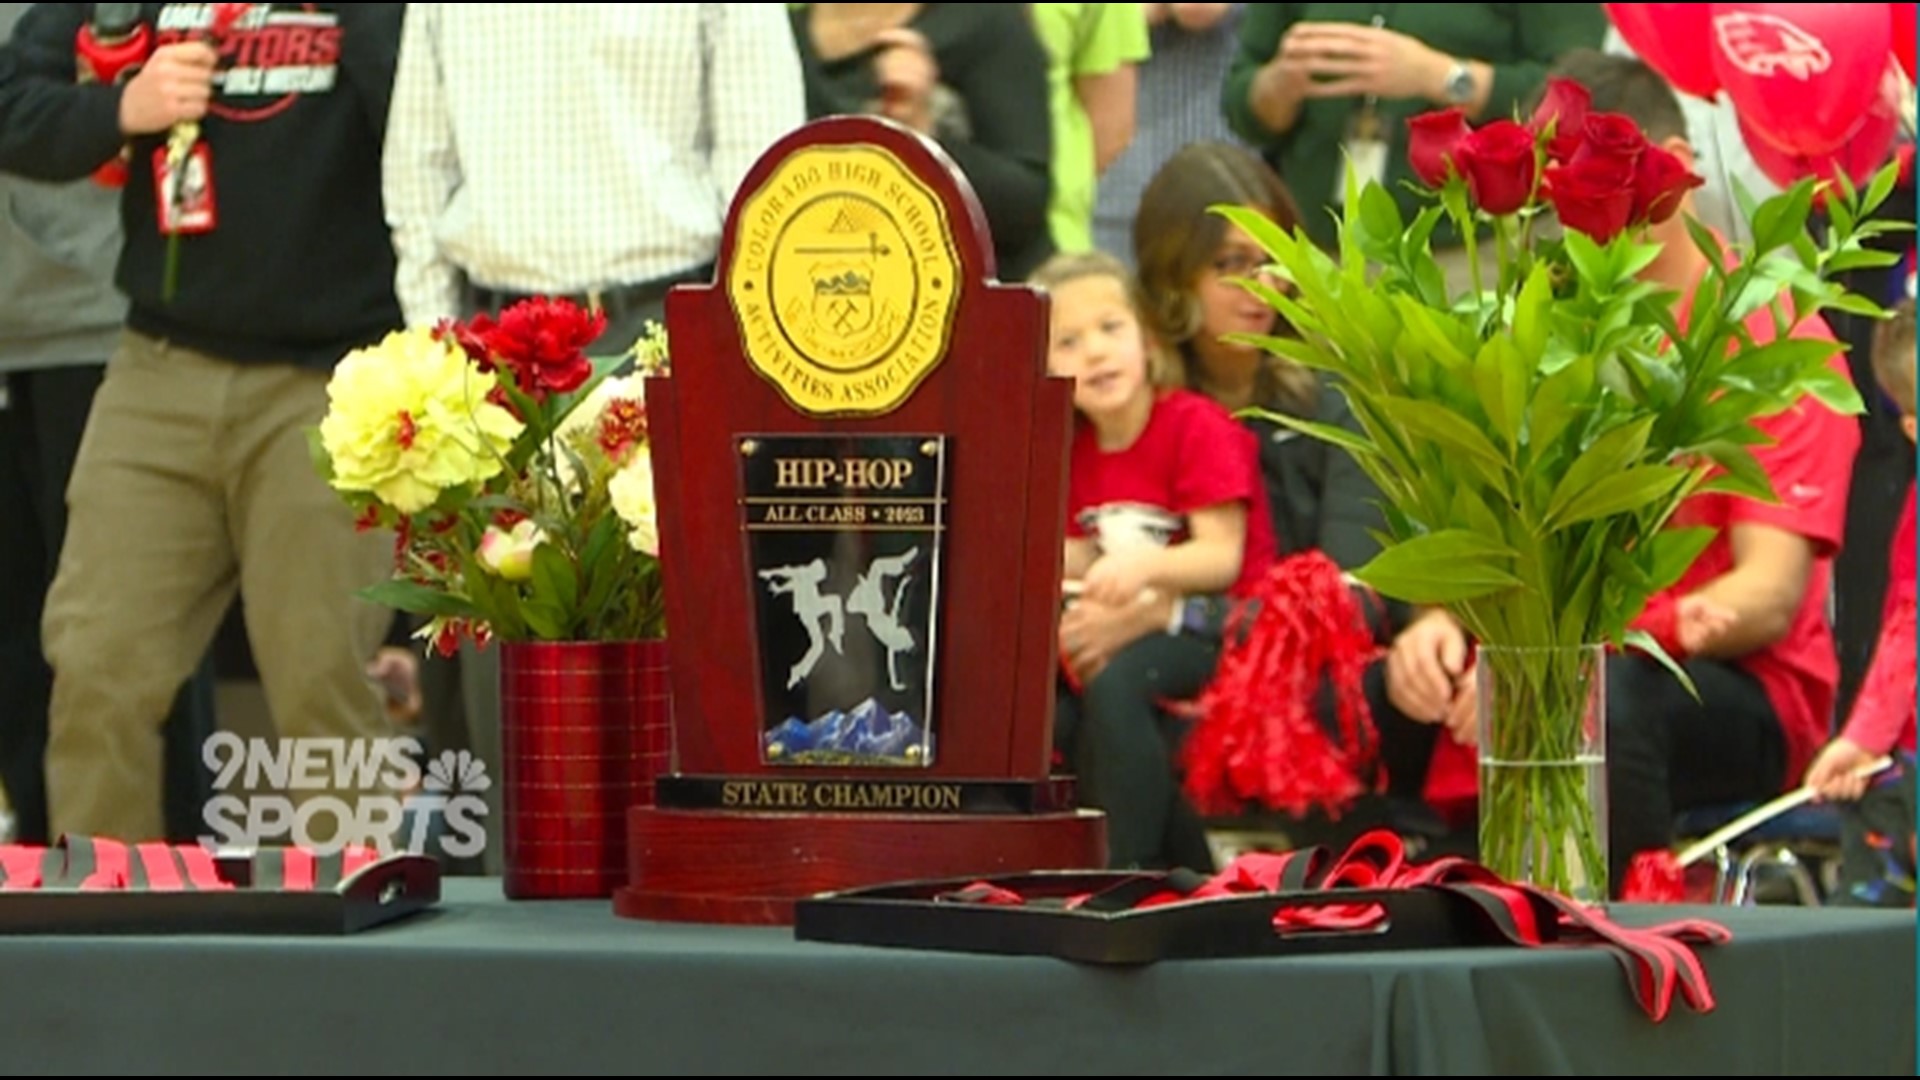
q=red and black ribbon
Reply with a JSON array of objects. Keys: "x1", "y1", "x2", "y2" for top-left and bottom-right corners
[
  {"x1": 0, "y1": 837, "x2": 387, "y2": 894},
  {"x1": 941, "y1": 829, "x2": 1731, "y2": 1023},
  {"x1": 246, "y1": 846, "x2": 384, "y2": 891}
]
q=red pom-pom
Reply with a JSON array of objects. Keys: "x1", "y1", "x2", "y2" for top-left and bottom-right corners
[
  {"x1": 1622, "y1": 850, "x2": 1686, "y2": 903},
  {"x1": 1175, "y1": 551, "x2": 1383, "y2": 819}
]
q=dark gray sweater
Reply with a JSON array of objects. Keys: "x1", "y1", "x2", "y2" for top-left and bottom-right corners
[{"x1": 0, "y1": 2, "x2": 126, "y2": 373}]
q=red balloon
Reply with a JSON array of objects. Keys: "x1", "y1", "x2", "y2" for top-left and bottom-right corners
[
  {"x1": 1605, "y1": 3, "x2": 1722, "y2": 100},
  {"x1": 1892, "y1": 2, "x2": 1916, "y2": 81},
  {"x1": 1711, "y1": 3, "x2": 1893, "y2": 157},
  {"x1": 1739, "y1": 92, "x2": 1901, "y2": 190}
]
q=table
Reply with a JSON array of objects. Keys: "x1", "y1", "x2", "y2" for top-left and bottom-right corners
[{"x1": 3, "y1": 879, "x2": 1911, "y2": 1075}]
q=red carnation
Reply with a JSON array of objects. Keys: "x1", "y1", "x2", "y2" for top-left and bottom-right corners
[
  {"x1": 435, "y1": 314, "x2": 498, "y2": 371},
  {"x1": 484, "y1": 298, "x2": 606, "y2": 397},
  {"x1": 598, "y1": 398, "x2": 649, "y2": 463}
]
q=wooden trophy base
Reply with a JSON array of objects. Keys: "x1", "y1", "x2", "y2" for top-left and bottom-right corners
[{"x1": 611, "y1": 806, "x2": 1108, "y2": 926}]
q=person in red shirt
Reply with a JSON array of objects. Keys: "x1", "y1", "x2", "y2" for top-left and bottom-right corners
[
  {"x1": 1036, "y1": 249, "x2": 1277, "y2": 871},
  {"x1": 1807, "y1": 298, "x2": 1916, "y2": 907},
  {"x1": 1371, "y1": 51, "x2": 1863, "y2": 895}
]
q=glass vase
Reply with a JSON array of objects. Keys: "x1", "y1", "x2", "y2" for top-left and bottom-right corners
[{"x1": 1475, "y1": 642, "x2": 1609, "y2": 905}]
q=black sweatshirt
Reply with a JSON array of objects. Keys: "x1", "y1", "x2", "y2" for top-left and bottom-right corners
[{"x1": 0, "y1": 3, "x2": 406, "y2": 369}]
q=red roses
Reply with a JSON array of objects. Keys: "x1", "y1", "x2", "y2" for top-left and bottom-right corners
[{"x1": 1405, "y1": 77, "x2": 1705, "y2": 243}]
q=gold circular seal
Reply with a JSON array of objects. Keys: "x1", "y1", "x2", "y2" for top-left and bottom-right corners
[{"x1": 728, "y1": 143, "x2": 960, "y2": 417}]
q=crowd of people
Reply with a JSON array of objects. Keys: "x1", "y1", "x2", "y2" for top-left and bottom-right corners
[{"x1": 0, "y1": 3, "x2": 1911, "y2": 905}]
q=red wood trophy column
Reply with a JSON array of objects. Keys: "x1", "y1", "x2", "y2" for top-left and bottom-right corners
[{"x1": 614, "y1": 116, "x2": 1106, "y2": 926}]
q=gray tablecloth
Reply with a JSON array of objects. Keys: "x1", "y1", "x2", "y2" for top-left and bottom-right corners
[{"x1": 0, "y1": 879, "x2": 1910, "y2": 1075}]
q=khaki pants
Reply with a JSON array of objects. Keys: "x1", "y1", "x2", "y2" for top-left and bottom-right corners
[{"x1": 41, "y1": 330, "x2": 395, "y2": 844}]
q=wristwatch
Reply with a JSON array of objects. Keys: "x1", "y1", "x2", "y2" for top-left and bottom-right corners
[{"x1": 1442, "y1": 60, "x2": 1475, "y2": 106}]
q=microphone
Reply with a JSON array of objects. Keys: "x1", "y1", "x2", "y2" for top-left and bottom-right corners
[{"x1": 75, "y1": 3, "x2": 153, "y2": 188}]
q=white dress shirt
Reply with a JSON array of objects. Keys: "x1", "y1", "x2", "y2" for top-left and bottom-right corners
[{"x1": 383, "y1": 4, "x2": 808, "y2": 327}]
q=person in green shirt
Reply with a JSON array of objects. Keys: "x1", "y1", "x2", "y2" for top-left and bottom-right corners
[
  {"x1": 1032, "y1": 4, "x2": 1153, "y2": 253},
  {"x1": 1221, "y1": 3, "x2": 1608, "y2": 277}
]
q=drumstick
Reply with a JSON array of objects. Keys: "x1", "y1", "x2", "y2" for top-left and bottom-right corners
[{"x1": 1675, "y1": 755, "x2": 1894, "y2": 867}]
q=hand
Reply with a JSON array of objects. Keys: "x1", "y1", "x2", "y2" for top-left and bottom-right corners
[
  {"x1": 871, "y1": 28, "x2": 938, "y2": 135},
  {"x1": 1059, "y1": 593, "x2": 1169, "y2": 685},
  {"x1": 1385, "y1": 608, "x2": 1470, "y2": 723},
  {"x1": 1675, "y1": 594, "x2": 1738, "y2": 656},
  {"x1": 1280, "y1": 22, "x2": 1451, "y2": 103},
  {"x1": 1081, "y1": 549, "x2": 1157, "y2": 608},
  {"x1": 1441, "y1": 670, "x2": 1479, "y2": 746},
  {"x1": 367, "y1": 646, "x2": 423, "y2": 725},
  {"x1": 118, "y1": 41, "x2": 218, "y2": 136},
  {"x1": 1805, "y1": 737, "x2": 1880, "y2": 802}
]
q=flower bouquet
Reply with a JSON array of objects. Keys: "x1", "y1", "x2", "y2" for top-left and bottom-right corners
[
  {"x1": 1216, "y1": 76, "x2": 1907, "y2": 902},
  {"x1": 311, "y1": 298, "x2": 673, "y2": 899},
  {"x1": 310, "y1": 298, "x2": 668, "y2": 651}
]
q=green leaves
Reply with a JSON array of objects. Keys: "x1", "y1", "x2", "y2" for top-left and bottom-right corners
[
  {"x1": 1646, "y1": 526, "x2": 1717, "y2": 595},
  {"x1": 524, "y1": 543, "x2": 579, "y2": 640},
  {"x1": 359, "y1": 579, "x2": 480, "y2": 619},
  {"x1": 1472, "y1": 334, "x2": 1528, "y2": 448},
  {"x1": 1205, "y1": 156, "x2": 1894, "y2": 660},
  {"x1": 1543, "y1": 417, "x2": 1652, "y2": 526},
  {"x1": 1352, "y1": 529, "x2": 1525, "y2": 604},
  {"x1": 1691, "y1": 440, "x2": 1776, "y2": 503},
  {"x1": 1511, "y1": 263, "x2": 1553, "y2": 362},
  {"x1": 1547, "y1": 465, "x2": 1688, "y2": 531},
  {"x1": 1748, "y1": 179, "x2": 1815, "y2": 257},
  {"x1": 1375, "y1": 395, "x2": 1507, "y2": 477},
  {"x1": 1798, "y1": 359, "x2": 1867, "y2": 416},
  {"x1": 1240, "y1": 409, "x2": 1378, "y2": 461}
]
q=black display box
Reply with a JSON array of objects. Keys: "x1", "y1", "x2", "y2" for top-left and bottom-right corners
[
  {"x1": 0, "y1": 838, "x2": 441, "y2": 935},
  {"x1": 793, "y1": 868, "x2": 1535, "y2": 965}
]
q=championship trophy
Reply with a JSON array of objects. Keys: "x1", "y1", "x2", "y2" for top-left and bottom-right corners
[{"x1": 613, "y1": 116, "x2": 1107, "y2": 925}]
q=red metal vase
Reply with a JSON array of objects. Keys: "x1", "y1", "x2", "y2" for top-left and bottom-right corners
[{"x1": 499, "y1": 639, "x2": 671, "y2": 899}]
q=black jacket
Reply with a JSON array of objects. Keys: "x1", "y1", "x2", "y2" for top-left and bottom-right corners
[
  {"x1": 0, "y1": 3, "x2": 406, "y2": 369},
  {"x1": 1181, "y1": 378, "x2": 1410, "y2": 645},
  {"x1": 1245, "y1": 380, "x2": 1384, "y2": 570}
]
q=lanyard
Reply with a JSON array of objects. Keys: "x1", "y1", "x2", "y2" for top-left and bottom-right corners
[{"x1": 1355, "y1": 8, "x2": 1390, "y2": 138}]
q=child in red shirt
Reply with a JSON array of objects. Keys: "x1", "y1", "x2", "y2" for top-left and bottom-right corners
[
  {"x1": 1036, "y1": 250, "x2": 1276, "y2": 871},
  {"x1": 1807, "y1": 299, "x2": 1917, "y2": 907}
]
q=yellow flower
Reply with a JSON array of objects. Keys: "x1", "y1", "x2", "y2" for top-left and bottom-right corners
[
  {"x1": 320, "y1": 328, "x2": 524, "y2": 514},
  {"x1": 608, "y1": 452, "x2": 659, "y2": 556},
  {"x1": 630, "y1": 320, "x2": 671, "y2": 376}
]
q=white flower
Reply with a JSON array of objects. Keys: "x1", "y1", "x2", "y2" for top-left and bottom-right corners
[
  {"x1": 608, "y1": 453, "x2": 660, "y2": 556},
  {"x1": 476, "y1": 518, "x2": 546, "y2": 581}
]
